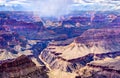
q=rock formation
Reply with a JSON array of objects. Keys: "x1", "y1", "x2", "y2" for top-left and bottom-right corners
[
  {"x1": 0, "y1": 55, "x2": 48, "y2": 78},
  {"x1": 40, "y1": 27, "x2": 120, "y2": 77},
  {"x1": 0, "y1": 26, "x2": 48, "y2": 78}
]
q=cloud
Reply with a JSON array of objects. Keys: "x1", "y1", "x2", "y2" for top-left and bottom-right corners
[
  {"x1": 0, "y1": 0, "x2": 72, "y2": 17},
  {"x1": 72, "y1": 0, "x2": 120, "y2": 11},
  {"x1": 30, "y1": 0, "x2": 72, "y2": 17},
  {"x1": 0, "y1": 0, "x2": 6, "y2": 5},
  {"x1": 0, "y1": 0, "x2": 120, "y2": 17}
]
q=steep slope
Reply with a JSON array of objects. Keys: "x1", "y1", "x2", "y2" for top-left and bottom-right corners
[
  {"x1": 0, "y1": 26, "x2": 48, "y2": 78},
  {"x1": 78, "y1": 56, "x2": 120, "y2": 78},
  {"x1": 0, "y1": 26, "x2": 32, "y2": 57},
  {"x1": 0, "y1": 50, "x2": 18, "y2": 60},
  {"x1": 0, "y1": 55, "x2": 48, "y2": 78},
  {"x1": 40, "y1": 27, "x2": 120, "y2": 73}
]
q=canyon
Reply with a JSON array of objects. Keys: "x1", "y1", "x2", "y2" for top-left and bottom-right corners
[{"x1": 0, "y1": 11, "x2": 120, "y2": 78}]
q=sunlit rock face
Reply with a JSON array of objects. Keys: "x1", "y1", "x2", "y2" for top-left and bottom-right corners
[
  {"x1": 0, "y1": 26, "x2": 43, "y2": 60},
  {"x1": 75, "y1": 28, "x2": 120, "y2": 54},
  {"x1": 0, "y1": 55, "x2": 48, "y2": 78},
  {"x1": 40, "y1": 27, "x2": 120, "y2": 73},
  {"x1": 0, "y1": 26, "x2": 48, "y2": 78},
  {"x1": 0, "y1": 55, "x2": 35, "y2": 77},
  {"x1": 78, "y1": 56, "x2": 120, "y2": 78}
]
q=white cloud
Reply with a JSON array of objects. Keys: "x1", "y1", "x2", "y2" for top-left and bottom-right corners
[
  {"x1": 0, "y1": 0, "x2": 6, "y2": 5},
  {"x1": 74, "y1": 0, "x2": 86, "y2": 3},
  {"x1": 0, "y1": 0, "x2": 120, "y2": 17},
  {"x1": 72, "y1": 0, "x2": 120, "y2": 11},
  {"x1": 0, "y1": 0, "x2": 28, "y2": 6}
]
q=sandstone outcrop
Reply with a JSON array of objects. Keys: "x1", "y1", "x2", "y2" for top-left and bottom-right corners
[
  {"x1": 40, "y1": 28, "x2": 120, "y2": 74},
  {"x1": 0, "y1": 55, "x2": 48, "y2": 78}
]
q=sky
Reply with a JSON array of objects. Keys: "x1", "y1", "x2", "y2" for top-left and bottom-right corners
[
  {"x1": 0, "y1": 0, "x2": 120, "y2": 17},
  {"x1": 72, "y1": 0, "x2": 120, "y2": 11}
]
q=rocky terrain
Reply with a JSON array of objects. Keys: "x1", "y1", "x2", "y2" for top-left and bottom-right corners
[
  {"x1": 0, "y1": 11, "x2": 120, "y2": 78},
  {"x1": 0, "y1": 26, "x2": 48, "y2": 78},
  {"x1": 0, "y1": 55, "x2": 48, "y2": 78},
  {"x1": 78, "y1": 56, "x2": 120, "y2": 78},
  {"x1": 40, "y1": 27, "x2": 120, "y2": 77}
]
